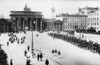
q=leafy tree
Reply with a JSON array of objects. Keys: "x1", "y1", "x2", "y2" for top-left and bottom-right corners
[
  {"x1": 87, "y1": 27, "x2": 96, "y2": 33},
  {"x1": 76, "y1": 28, "x2": 86, "y2": 33},
  {"x1": 0, "y1": 48, "x2": 8, "y2": 65},
  {"x1": 98, "y1": 31, "x2": 100, "y2": 34}
]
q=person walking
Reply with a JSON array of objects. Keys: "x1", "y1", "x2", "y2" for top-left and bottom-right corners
[
  {"x1": 10, "y1": 59, "x2": 13, "y2": 65},
  {"x1": 17, "y1": 39, "x2": 19, "y2": 44},
  {"x1": 37, "y1": 53, "x2": 40, "y2": 61},
  {"x1": 26, "y1": 58, "x2": 30, "y2": 65},
  {"x1": 54, "y1": 49, "x2": 57, "y2": 53},
  {"x1": 45, "y1": 59, "x2": 49, "y2": 65},
  {"x1": 51, "y1": 49, "x2": 54, "y2": 54},
  {"x1": 40, "y1": 52, "x2": 43, "y2": 61},
  {"x1": 24, "y1": 50, "x2": 27, "y2": 56},
  {"x1": 58, "y1": 51, "x2": 61, "y2": 55},
  {"x1": 27, "y1": 45, "x2": 30, "y2": 51},
  {"x1": 7, "y1": 42, "x2": 9, "y2": 46}
]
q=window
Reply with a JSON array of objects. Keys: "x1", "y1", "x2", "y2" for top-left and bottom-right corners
[
  {"x1": 81, "y1": 23, "x2": 82, "y2": 25},
  {"x1": 93, "y1": 23, "x2": 96, "y2": 25},
  {"x1": 66, "y1": 27, "x2": 67, "y2": 29},
  {"x1": 72, "y1": 23, "x2": 74, "y2": 25},
  {"x1": 70, "y1": 23, "x2": 72, "y2": 25},
  {"x1": 91, "y1": 23, "x2": 92, "y2": 25},
  {"x1": 68, "y1": 23, "x2": 69, "y2": 25},
  {"x1": 97, "y1": 18, "x2": 99, "y2": 20},
  {"x1": 97, "y1": 23, "x2": 99, "y2": 25},
  {"x1": 75, "y1": 23, "x2": 76, "y2": 25}
]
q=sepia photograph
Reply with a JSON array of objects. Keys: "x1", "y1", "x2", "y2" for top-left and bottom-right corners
[{"x1": 0, "y1": 0, "x2": 100, "y2": 65}]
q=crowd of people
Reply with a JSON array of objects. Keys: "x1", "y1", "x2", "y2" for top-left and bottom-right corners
[
  {"x1": 37, "y1": 52, "x2": 44, "y2": 61},
  {"x1": 49, "y1": 33, "x2": 100, "y2": 55},
  {"x1": 6, "y1": 32, "x2": 27, "y2": 65},
  {"x1": 7, "y1": 33, "x2": 26, "y2": 46},
  {"x1": 2, "y1": 32, "x2": 50, "y2": 65},
  {"x1": 51, "y1": 49, "x2": 61, "y2": 55}
]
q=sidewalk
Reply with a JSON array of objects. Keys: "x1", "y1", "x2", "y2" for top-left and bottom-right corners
[{"x1": 28, "y1": 48, "x2": 62, "y2": 65}]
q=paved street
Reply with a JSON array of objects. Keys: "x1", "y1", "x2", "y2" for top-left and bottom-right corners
[{"x1": 1, "y1": 31, "x2": 100, "y2": 65}]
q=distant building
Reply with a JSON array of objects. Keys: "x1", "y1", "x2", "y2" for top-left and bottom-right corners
[
  {"x1": 45, "y1": 19, "x2": 55, "y2": 31},
  {"x1": 56, "y1": 6, "x2": 100, "y2": 32},
  {"x1": 0, "y1": 18, "x2": 12, "y2": 33},
  {"x1": 54, "y1": 20, "x2": 63, "y2": 32},
  {"x1": 79, "y1": 6, "x2": 100, "y2": 31},
  {"x1": 45, "y1": 19, "x2": 63, "y2": 32},
  {"x1": 9, "y1": 4, "x2": 43, "y2": 32},
  {"x1": 57, "y1": 14, "x2": 87, "y2": 32}
]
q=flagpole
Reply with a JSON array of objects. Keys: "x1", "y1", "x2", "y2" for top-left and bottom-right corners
[{"x1": 51, "y1": 7, "x2": 55, "y2": 32}]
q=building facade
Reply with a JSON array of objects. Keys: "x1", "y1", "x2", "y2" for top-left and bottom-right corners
[
  {"x1": 57, "y1": 14, "x2": 87, "y2": 32},
  {"x1": 79, "y1": 6, "x2": 100, "y2": 31},
  {"x1": 54, "y1": 20, "x2": 63, "y2": 32},
  {"x1": 0, "y1": 18, "x2": 12, "y2": 33},
  {"x1": 45, "y1": 19, "x2": 63, "y2": 32},
  {"x1": 45, "y1": 19, "x2": 55, "y2": 31},
  {"x1": 10, "y1": 4, "x2": 43, "y2": 32}
]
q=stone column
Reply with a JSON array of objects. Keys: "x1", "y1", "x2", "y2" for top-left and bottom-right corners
[
  {"x1": 18, "y1": 18, "x2": 21, "y2": 31},
  {"x1": 6, "y1": 24, "x2": 8, "y2": 32},
  {"x1": 17, "y1": 18, "x2": 19, "y2": 31},
  {"x1": 23, "y1": 18, "x2": 25, "y2": 30},
  {"x1": 59, "y1": 24, "x2": 60, "y2": 32},
  {"x1": 15, "y1": 18, "x2": 17, "y2": 31},
  {"x1": 30, "y1": 18, "x2": 32, "y2": 31},
  {"x1": 35, "y1": 18, "x2": 38, "y2": 31},
  {"x1": 4, "y1": 24, "x2": 5, "y2": 32},
  {"x1": 7, "y1": 24, "x2": 9, "y2": 32},
  {"x1": 40, "y1": 18, "x2": 42, "y2": 31}
]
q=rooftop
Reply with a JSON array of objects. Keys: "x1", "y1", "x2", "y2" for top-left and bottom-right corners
[
  {"x1": 10, "y1": 4, "x2": 43, "y2": 16},
  {"x1": 79, "y1": 6, "x2": 99, "y2": 10},
  {"x1": 0, "y1": 18, "x2": 11, "y2": 24},
  {"x1": 56, "y1": 13, "x2": 87, "y2": 17}
]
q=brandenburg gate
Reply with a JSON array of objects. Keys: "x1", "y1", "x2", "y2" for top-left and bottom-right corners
[{"x1": 10, "y1": 4, "x2": 43, "y2": 31}]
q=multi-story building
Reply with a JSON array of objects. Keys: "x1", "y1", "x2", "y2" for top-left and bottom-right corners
[
  {"x1": 57, "y1": 13, "x2": 87, "y2": 32},
  {"x1": 78, "y1": 6, "x2": 100, "y2": 31},
  {"x1": 56, "y1": 6, "x2": 100, "y2": 32}
]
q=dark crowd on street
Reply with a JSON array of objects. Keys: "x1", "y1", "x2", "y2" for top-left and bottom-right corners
[{"x1": 49, "y1": 33, "x2": 100, "y2": 55}]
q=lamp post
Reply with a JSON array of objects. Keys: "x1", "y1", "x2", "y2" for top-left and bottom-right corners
[
  {"x1": 51, "y1": 6, "x2": 55, "y2": 32},
  {"x1": 31, "y1": 21, "x2": 35, "y2": 57},
  {"x1": 31, "y1": 29, "x2": 34, "y2": 57}
]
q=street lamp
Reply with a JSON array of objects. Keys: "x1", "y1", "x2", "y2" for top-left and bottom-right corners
[
  {"x1": 31, "y1": 30, "x2": 34, "y2": 57},
  {"x1": 31, "y1": 21, "x2": 35, "y2": 57}
]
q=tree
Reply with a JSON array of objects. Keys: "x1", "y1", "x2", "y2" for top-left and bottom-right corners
[
  {"x1": 87, "y1": 27, "x2": 96, "y2": 33},
  {"x1": 98, "y1": 31, "x2": 100, "y2": 34},
  {"x1": 76, "y1": 28, "x2": 86, "y2": 33},
  {"x1": 0, "y1": 48, "x2": 8, "y2": 65}
]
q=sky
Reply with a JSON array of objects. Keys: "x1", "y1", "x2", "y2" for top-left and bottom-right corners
[{"x1": 0, "y1": 0, "x2": 99, "y2": 18}]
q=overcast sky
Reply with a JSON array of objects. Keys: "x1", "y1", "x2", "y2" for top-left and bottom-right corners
[{"x1": 0, "y1": 0, "x2": 99, "y2": 18}]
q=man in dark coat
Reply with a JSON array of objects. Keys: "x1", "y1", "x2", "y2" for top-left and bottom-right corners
[
  {"x1": 27, "y1": 45, "x2": 30, "y2": 51},
  {"x1": 40, "y1": 53, "x2": 43, "y2": 61},
  {"x1": 7, "y1": 42, "x2": 9, "y2": 46},
  {"x1": 24, "y1": 50, "x2": 27, "y2": 56},
  {"x1": 26, "y1": 59, "x2": 30, "y2": 65},
  {"x1": 37, "y1": 53, "x2": 40, "y2": 61},
  {"x1": 58, "y1": 51, "x2": 61, "y2": 55},
  {"x1": 10, "y1": 59, "x2": 13, "y2": 65},
  {"x1": 45, "y1": 59, "x2": 49, "y2": 65}
]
